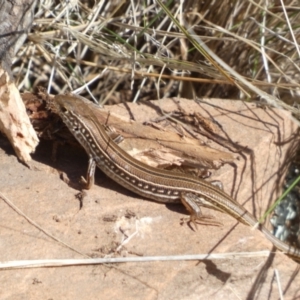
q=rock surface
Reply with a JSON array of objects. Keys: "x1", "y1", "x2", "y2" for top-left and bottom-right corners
[{"x1": 0, "y1": 98, "x2": 299, "y2": 299}]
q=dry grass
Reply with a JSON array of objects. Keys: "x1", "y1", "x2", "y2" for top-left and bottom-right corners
[{"x1": 13, "y1": 0, "x2": 300, "y2": 113}]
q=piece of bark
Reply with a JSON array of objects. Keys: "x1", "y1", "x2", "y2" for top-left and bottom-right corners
[
  {"x1": 96, "y1": 110, "x2": 236, "y2": 170},
  {"x1": 0, "y1": 70, "x2": 39, "y2": 162}
]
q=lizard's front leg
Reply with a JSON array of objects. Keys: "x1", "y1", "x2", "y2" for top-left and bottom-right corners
[{"x1": 80, "y1": 156, "x2": 96, "y2": 189}]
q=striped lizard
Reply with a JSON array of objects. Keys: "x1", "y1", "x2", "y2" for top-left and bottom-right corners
[{"x1": 50, "y1": 94, "x2": 300, "y2": 261}]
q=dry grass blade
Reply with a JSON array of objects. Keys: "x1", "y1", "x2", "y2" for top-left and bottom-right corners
[
  {"x1": 9, "y1": 0, "x2": 299, "y2": 114},
  {"x1": 0, "y1": 251, "x2": 271, "y2": 269}
]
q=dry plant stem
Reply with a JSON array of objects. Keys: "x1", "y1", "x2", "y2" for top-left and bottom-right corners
[
  {"x1": 65, "y1": 57, "x2": 299, "y2": 91},
  {"x1": 0, "y1": 251, "x2": 272, "y2": 270}
]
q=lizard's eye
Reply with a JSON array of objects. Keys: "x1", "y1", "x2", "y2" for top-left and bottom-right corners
[{"x1": 61, "y1": 106, "x2": 68, "y2": 113}]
